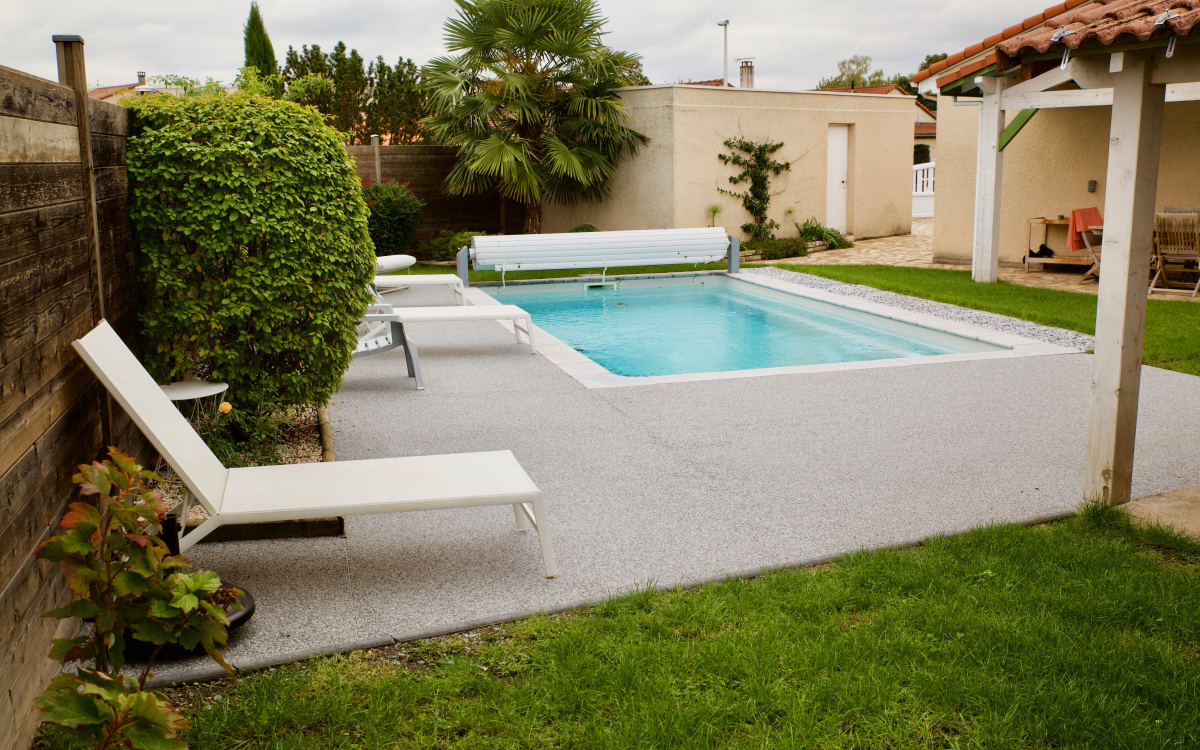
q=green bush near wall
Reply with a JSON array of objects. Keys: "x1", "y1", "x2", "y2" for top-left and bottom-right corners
[
  {"x1": 125, "y1": 93, "x2": 375, "y2": 435},
  {"x1": 363, "y1": 180, "x2": 424, "y2": 256}
]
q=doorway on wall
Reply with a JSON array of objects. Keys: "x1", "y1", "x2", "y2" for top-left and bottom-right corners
[{"x1": 826, "y1": 124, "x2": 849, "y2": 234}]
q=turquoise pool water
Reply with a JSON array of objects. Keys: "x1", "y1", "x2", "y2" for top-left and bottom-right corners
[{"x1": 487, "y1": 276, "x2": 1000, "y2": 377}]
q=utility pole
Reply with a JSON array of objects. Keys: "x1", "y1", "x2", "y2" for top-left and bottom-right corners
[{"x1": 717, "y1": 20, "x2": 729, "y2": 87}]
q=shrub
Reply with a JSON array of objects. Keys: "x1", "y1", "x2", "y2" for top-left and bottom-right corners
[
  {"x1": 569, "y1": 223, "x2": 599, "y2": 232},
  {"x1": 362, "y1": 180, "x2": 424, "y2": 256},
  {"x1": 35, "y1": 449, "x2": 239, "y2": 750},
  {"x1": 743, "y1": 237, "x2": 810, "y2": 261},
  {"x1": 796, "y1": 216, "x2": 853, "y2": 249},
  {"x1": 415, "y1": 229, "x2": 487, "y2": 262},
  {"x1": 914, "y1": 143, "x2": 931, "y2": 165},
  {"x1": 125, "y1": 93, "x2": 374, "y2": 437}
]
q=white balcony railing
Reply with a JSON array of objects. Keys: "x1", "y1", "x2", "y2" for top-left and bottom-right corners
[{"x1": 912, "y1": 161, "x2": 934, "y2": 218}]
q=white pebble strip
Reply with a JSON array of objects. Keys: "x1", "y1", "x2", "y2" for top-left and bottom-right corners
[{"x1": 745, "y1": 267, "x2": 1094, "y2": 351}]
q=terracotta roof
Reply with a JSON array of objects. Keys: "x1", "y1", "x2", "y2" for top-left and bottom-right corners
[
  {"x1": 912, "y1": 0, "x2": 1095, "y2": 84},
  {"x1": 682, "y1": 79, "x2": 735, "y2": 87},
  {"x1": 814, "y1": 84, "x2": 910, "y2": 95},
  {"x1": 88, "y1": 83, "x2": 137, "y2": 99},
  {"x1": 997, "y1": 0, "x2": 1200, "y2": 69},
  {"x1": 915, "y1": 122, "x2": 937, "y2": 137},
  {"x1": 916, "y1": 99, "x2": 937, "y2": 119}
]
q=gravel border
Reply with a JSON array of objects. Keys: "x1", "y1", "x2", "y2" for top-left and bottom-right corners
[{"x1": 745, "y1": 267, "x2": 1094, "y2": 351}]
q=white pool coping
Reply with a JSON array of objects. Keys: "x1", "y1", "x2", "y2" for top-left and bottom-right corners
[{"x1": 462, "y1": 272, "x2": 1081, "y2": 389}]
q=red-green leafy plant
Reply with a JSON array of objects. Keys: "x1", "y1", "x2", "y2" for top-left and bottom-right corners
[{"x1": 35, "y1": 449, "x2": 241, "y2": 749}]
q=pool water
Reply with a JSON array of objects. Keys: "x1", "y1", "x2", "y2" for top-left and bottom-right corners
[{"x1": 487, "y1": 276, "x2": 1001, "y2": 377}]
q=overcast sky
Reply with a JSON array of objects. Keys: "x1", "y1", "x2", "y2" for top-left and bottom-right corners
[{"x1": 4, "y1": 0, "x2": 1052, "y2": 91}]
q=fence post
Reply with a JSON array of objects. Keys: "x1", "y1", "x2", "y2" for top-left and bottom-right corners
[
  {"x1": 370, "y1": 134, "x2": 382, "y2": 184},
  {"x1": 54, "y1": 34, "x2": 113, "y2": 446}
]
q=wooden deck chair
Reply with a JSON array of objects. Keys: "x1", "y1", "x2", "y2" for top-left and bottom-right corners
[
  {"x1": 1079, "y1": 228, "x2": 1103, "y2": 284},
  {"x1": 1151, "y1": 212, "x2": 1200, "y2": 297},
  {"x1": 71, "y1": 321, "x2": 558, "y2": 577}
]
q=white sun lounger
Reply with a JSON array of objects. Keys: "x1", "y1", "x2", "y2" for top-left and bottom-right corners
[
  {"x1": 71, "y1": 321, "x2": 558, "y2": 577},
  {"x1": 372, "y1": 274, "x2": 465, "y2": 305}
]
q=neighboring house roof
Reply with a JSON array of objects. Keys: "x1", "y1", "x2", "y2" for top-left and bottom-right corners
[
  {"x1": 814, "y1": 84, "x2": 910, "y2": 95},
  {"x1": 88, "y1": 83, "x2": 137, "y2": 100},
  {"x1": 682, "y1": 79, "x2": 735, "y2": 87},
  {"x1": 997, "y1": 0, "x2": 1200, "y2": 69},
  {"x1": 915, "y1": 99, "x2": 937, "y2": 120},
  {"x1": 915, "y1": 122, "x2": 937, "y2": 138}
]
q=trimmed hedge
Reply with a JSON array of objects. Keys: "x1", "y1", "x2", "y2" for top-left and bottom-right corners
[
  {"x1": 363, "y1": 180, "x2": 424, "y2": 256},
  {"x1": 125, "y1": 93, "x2": 375, "y2": 433}
]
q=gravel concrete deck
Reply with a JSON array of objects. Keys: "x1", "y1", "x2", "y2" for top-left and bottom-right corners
[{"x1": 160, "y1": 283, "x2": 1200, "y2": 678}]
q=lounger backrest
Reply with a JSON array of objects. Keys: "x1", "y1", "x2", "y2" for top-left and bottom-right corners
[
  {"x1": 471, "y1": 227, "x2": 730, "y2": 271},
  {"x1": 71, "y1": 321, "x2": 228, "y2": 515}
]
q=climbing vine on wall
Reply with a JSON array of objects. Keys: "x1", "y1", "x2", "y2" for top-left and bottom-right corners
[{"x1": 717, "y1": 137, "x2": 792, "y2": 241}]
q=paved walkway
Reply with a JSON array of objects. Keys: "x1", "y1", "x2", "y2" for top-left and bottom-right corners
[
  {"x1": 150, "y1": 282, "x2": 1200, "y2": 680},
  {"x1": 762, "y1": 218, "x2": 1171, "y2": 296}
]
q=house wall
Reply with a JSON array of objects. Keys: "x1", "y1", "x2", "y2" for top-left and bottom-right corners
[
  {"x1": 933, "y1": 94, "x2": 1200, "y2": 265},
  {"x1": 0, "y1": 63, "x2": 149, "y2": 750},
  {"x1": 545, "y1": 86, "x2": 914, "y2": 240}
]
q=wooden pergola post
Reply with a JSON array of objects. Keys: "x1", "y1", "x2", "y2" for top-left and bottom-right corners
[
  {"x1": 1082, "y1": 52, "x2": 1166, "y2": 505},
  {"x1": 971, "y1": 76, "x2": 1007, "y2": 283}
]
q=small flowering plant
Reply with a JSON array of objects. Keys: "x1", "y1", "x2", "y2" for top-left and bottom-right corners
[{"x1": 35, "y1": 448, "x2": 241, "y2": 749}]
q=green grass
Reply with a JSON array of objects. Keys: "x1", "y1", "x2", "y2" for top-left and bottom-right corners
[
  {"x1": 39, "y1": 508, "x2": 1200, "y2": 749},
  {"x1": 769, "y1": 264, "x2": 1200, "y2": 375},
  {"x1": 394, "y1": 261, "x2": 730, "y2": 284}
]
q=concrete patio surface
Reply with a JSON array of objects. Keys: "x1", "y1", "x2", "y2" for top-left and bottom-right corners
[{"x1": 158, "y1": 283, "x2": 1200, "y2": 679}]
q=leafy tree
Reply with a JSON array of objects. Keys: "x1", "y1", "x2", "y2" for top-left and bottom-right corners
[
  {"x1": 918, "y1": 53, "x2": 948, "y2": 71},
  {"x1": 718, "y1": 137, "x2": 791, "y2": 241},
  {"x1": 422, "y1": 0, "x2": 649, "y2": 234},
  {"x1": 817, "y1": 55, "x2": 886, "y2": 89},
  {"x1": 366, "y1": 56, "x2": 427, "y2": 144},
  {"x1": 243, "y1": 2, "x2": 277, "y2": 80},
  {"x1": 282, "y1": 43, "x2": 426, "y2": 144}
]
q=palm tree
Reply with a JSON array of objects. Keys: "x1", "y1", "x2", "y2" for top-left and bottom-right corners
[{"x1": 422, "y1": 0, "x2": 649, "y2": 233}]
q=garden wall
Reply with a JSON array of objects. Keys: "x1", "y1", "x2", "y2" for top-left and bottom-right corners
[
  {"x1": 346, "y1": 144, "x2": 524, "y2": 245},
  {"x1": 0, "y1": 62, "x2": 148, "y2": 750}
]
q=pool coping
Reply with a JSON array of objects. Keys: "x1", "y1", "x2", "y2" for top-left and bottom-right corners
[{"x1": 462, "y1": 271, "x2": 1082, "y2": 389}]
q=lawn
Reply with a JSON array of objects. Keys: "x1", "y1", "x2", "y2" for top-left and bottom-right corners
[
  {"x1": 39, "y1": 507, "x2": 1200, "y2": 749},
  {"x1": 767, "y1": 264, "x2": 1200, "y2": 376}
]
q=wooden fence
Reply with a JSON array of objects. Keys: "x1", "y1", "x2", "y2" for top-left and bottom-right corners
[
  {"x1": 346, "y1": 144, "x2": 524, "y2": 246},
  {"x1": 0, "y1": 51, "x2": 147, "y2": 750}
]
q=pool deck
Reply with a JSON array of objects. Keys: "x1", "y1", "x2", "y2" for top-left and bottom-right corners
[{"x1": 163, "y1": 279, "x2": 1200, "y2": 680}]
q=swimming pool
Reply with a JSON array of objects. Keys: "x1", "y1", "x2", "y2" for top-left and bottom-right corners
[{"x1": 486, "y1": 275, "x2": 1004, "y2": 377}]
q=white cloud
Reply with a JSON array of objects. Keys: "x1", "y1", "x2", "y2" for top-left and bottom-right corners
[{"x1": 2, "y1": 0, "x2": 1053, "y2": 90}]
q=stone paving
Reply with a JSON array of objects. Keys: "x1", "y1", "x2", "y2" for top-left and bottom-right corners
[{"x1": 758, "y1": 218, "x2": 1104, "y2": 295}]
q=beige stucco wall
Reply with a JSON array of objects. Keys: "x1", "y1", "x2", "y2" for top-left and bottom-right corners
[
  {"x1": 544, "y1": 86, "x2": 914, "y2": 240},
  {"x1": 933, "y1": 95, "x2": 1200, "y2": 265}
]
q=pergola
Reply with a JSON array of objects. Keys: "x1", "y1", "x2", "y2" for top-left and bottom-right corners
[{"x1": 918, "y1": 0, "x2": 1200, "y2": 505}]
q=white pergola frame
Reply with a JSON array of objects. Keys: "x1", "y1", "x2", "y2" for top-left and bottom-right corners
[{"x1": 927, "y1": 42, "x2": 1200, "y2": 505}]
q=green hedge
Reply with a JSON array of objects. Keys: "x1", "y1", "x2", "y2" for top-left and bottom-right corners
[
  {"x1": 125, "y1": 93, "x2": 375, "y2": 433},
  {"x1": 363, "y1": 180, "x2": 424, "y2": 256}
]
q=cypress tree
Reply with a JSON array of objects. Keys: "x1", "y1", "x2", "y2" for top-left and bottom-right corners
[{"x1": 243, "y1": 2, "x2": 277, "y2": 78}]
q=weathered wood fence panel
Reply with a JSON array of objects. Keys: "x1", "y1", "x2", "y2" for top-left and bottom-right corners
[
  {"x1": 346, "y1": 144, "x2": 525, "y2": 247},
  {"x1": 0, "y1": 62, "x2": 147, "y2": 750}
]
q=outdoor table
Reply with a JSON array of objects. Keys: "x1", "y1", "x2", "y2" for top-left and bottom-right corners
[{"x1": 1024, "y1": 216, "x2": 1093, "y2": 273}]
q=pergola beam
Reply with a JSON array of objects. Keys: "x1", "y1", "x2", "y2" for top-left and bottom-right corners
[{"x1": 1083, "y1": 54, "x2": 1166, "y2": 505}]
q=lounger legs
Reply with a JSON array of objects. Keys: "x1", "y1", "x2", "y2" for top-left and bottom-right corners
[
  {"x1": 513, "y1": 315, "x2": 537, "y2": 354},
  {"x1": 396, "y1": 322, "x2": 425, "y2": 390},
  {"x1": 513, "y1": 498, "x2": 558, "y2": 578}
]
